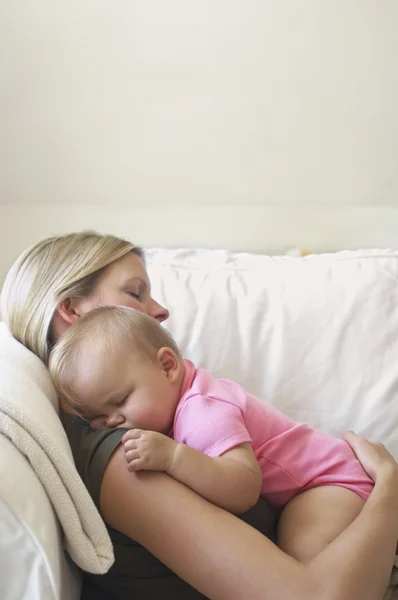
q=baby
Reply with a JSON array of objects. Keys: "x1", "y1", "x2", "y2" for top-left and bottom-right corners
[{"x1": 49, "y1": 305, "x2": 373, "y2": 561}]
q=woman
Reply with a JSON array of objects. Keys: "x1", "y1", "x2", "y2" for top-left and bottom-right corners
[{"x1": 2, "y1": 230, "x2": 398, "y2": 600}]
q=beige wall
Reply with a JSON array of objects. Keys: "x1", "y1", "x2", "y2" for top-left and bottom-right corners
[
  {"x1": 2, "y1": 205, "x2": 398, "y2": 285},
  {"x1": 1, "y1": 2, "x2": 398, "y2": 279}
]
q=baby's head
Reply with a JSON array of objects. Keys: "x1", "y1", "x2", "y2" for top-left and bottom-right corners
[{"x1": 49, "y1": 306, "x2": 184, "y2": 431}]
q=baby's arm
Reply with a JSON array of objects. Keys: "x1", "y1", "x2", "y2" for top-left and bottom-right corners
[{"x1": 122, "y1": 429, "x2": 262, "y2": 514}]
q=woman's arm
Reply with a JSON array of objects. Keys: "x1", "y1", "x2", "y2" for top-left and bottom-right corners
[{"x1": 100, "y1": 434, "x2": 398, "y2": 600}]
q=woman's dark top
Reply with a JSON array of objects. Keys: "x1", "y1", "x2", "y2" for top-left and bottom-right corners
[{"x1": 61, "y1": 412, "x2": 279, "y2": 600}]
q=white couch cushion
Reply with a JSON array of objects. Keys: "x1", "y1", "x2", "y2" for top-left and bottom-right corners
[
  {"x1": 0, "y1": 434, "x2": 81, "y2": 600},
  {"x1": 147, "y1": 248, "x2": 398, "y2": 458},
  {"x1": 0, "y1": 322, "x2": 113, "y2": 574},
  {"x1": 0, "y1": 322, "x2": 114, "y2": 600}
]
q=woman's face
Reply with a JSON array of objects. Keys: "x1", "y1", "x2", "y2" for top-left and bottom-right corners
[
  {"x1": 53, "y1": 252, "x2": 169, "y2": 342},
  {"x1": 78, "y1": 252, "x2": 169, "y2": 322}
]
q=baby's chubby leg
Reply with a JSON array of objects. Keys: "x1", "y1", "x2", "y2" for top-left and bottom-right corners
[{"x1": 277, "y1": 486, "x2": 365, "y2": 563}]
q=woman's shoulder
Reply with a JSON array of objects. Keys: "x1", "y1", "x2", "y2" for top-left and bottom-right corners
[{"x1": 60, "y1": 411, "x2": 127, "y2": 507}]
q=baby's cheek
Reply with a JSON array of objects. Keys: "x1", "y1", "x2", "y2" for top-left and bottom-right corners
[
  {"x1": 127, "y1": 405, "x2": 152, "y2": 429},
  {"x1": 89, "y1": 418, "x2": 107, "y2": 431},
  {"x1": 136, "y1": 403, "x2": 161, "y2": 431}
]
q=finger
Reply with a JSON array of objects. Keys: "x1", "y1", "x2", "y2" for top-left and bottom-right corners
[
  {"x1": 343, "y1": 431, "x2": 376, "y2": 464},
  {"x1": 124, "y1": 439, "x2": 138, "y2": 451},
  {"x1": 344, "y1": 431, "x2": 375, "y2": 446},
  {"x1": 125, "y1": 449, "x2": 141, "y2": 463},
  {"x1": 127, "y1": 459, "x2": 146, "y2": 472},
  {"x1": 343, "y1": 430, "x2": 367, "y2": 448},
  {"x1": 343, "y1": 430, "x2": 358, "y2": 441},
  {"x1": 122, "y1": 429, "x2": 143, "y2": 444},
  {"x1": 343, "y1": 431, "x2": 365, "y2": 459}
]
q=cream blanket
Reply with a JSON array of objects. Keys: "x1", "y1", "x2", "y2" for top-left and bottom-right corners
[{"x1": 0, "y1": 323, "x2": 113, "y2": 574}]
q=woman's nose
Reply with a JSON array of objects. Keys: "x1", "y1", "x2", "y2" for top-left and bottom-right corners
[{"x1": 150, "y1": 299, "x2": 169, "y2": 323}]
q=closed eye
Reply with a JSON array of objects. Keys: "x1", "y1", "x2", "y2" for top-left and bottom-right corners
[
  {"x1": 127, "y1": 291, "x2": 141, "y2": 300},
  {"x1": 116, "y1": 396, "x2": 128, "y2": 407}
]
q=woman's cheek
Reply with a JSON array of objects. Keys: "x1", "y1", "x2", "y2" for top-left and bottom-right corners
[{"x1": 125, "y1": 297, "x2": 146, "y2": 313}]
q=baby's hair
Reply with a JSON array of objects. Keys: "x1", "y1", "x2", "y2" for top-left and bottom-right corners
[{"x1": 48, "y1": 306, "x2": 181, "y2": 409}]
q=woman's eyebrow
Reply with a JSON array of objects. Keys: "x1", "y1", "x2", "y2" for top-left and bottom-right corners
[{"x1": 124, "y1": 276, "x2": 150, "y2": 290}]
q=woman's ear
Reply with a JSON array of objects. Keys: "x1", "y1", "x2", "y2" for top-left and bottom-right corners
[
  {"x1": 156, "y1": 348, "x2": 181, "y2": 382},
  {"x1": 55, "y1": 297, "x2": 82, "y2": 326},
  {"x1": 51, "y1": 298, "x2": 83, "y2": 342}
]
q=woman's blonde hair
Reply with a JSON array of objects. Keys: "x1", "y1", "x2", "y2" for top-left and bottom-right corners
[{"x1": 1, "y1": 231, "x2": 141, "y2": 363}]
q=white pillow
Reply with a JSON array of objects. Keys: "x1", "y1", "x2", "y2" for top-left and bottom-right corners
[
  {"x1": 147, "y1": 249, "x2": 398, "y2": 458},
  {"x1": 0, "y1": 433, "x2": 81, "y2": 600}
]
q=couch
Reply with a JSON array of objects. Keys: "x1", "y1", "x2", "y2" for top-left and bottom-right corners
[{"x1": 1, "y1": 247, "x2": 398, "y2": 599}]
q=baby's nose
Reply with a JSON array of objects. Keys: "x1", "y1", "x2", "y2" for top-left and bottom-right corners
[{"x1": 107, "y1": 414, "x2": 125, "y2": 428}]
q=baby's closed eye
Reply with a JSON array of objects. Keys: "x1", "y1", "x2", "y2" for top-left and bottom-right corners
[{"x1": 115, "y1": 396, "x2": 128, "y2": 407}]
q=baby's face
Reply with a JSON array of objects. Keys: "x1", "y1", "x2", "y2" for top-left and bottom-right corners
[{"x1": 74, "y1": 346, "x2": 182, "y2": 432}]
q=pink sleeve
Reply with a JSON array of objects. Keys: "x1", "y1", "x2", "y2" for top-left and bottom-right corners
[{"x1": 174, "y1": 394, "x2": 252, "y2": 457}]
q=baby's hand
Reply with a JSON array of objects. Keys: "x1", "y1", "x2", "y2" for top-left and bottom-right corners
[{"x1": 122, "y1": 429, "x2": 177, "y2": 472}]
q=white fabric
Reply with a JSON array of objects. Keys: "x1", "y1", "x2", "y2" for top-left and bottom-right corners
[
  {"x1": 0, "y1": 434, "x2": 81, "y2": 600},
  {"x1": 147, "y1": 248, "x2": 398, "y2": 458},
  {"x1": 148, "y1": 247, "x2": 398, "y2": 600},
  {"x1": 0, "y1": 322, "x2": 114, "y2": 575},
  {"x1": 2, "y1": 246, "x2": 398, "y2": 599}
]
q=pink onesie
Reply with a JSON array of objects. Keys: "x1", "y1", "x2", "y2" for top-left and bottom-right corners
[{"x1": 172, "y1": 360, "x2": 373, "y2": 506}]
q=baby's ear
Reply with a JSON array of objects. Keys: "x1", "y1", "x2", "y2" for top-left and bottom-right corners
[{"x1": 156, "y1": 347, "x2": 180, "y2": 379}]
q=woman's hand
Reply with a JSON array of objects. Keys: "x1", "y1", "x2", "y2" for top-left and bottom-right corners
[
  {"x1": 344, "y1": 431, "x2": 398, "y2": 484},
  {"x1": 101, "y1": 440, "x2": 398, "y2": 600}
]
